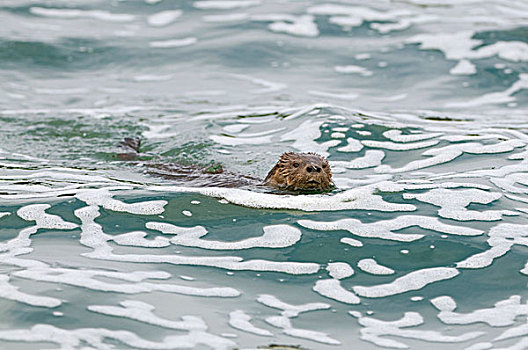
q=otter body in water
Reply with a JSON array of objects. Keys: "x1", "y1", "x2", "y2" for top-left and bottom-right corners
[{"x1": 118, "y1": 138, "x2": 334, "y2": 192}]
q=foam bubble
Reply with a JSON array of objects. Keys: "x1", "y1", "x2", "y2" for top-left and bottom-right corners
[
  {"x1": 326, "y1": 262, "x2": 354, "y2": 279},
  {"x1": 313, "y1": 279, "x2": 361, "y2": 304},
  {"x1": 257, "y1": 294, "x2": 330, "y2": 318},
  {"x1": 202, "y1": 13, "x2": 249, "y2": 22},
  {"x1": 450, "y1": 59, "x2": 476, "y2": 75},
  {"x1": 252, "y1": 14, "x2": 319, "y2": 37},
  {"x1": 383, "y1": 130, "x2": 442, "y2": 143},
  {"x1": 76, "y1": 189, "x2": 167, "y2": 215},
  {"x1": 0, "y1": 322, "x2": 233, "y2": 349},
  {"x1": 340, "y1": 237, "x2": 363, "y2": 247},
  {"x1": 354, "y1": 311, "x2": 484, "y2": 348},
  {"x1": 148, "y1": 183, "x2": 414, "y2": 212},
  {"x1": 362, "y1": 139, "x2": 439, "y2": 151},
  {"x1": 403, "y1": 188, "x2": 517, "y2": 221},
  {"x1": 147, "y1": 10, "x2": 182, "y2": 26},
  {"x1": 79, "y1": 207, "x2": 318, "y2": 275},
  {"x1": 87, "y1": 300, "x2": 236, "y2": 348},
  {"x1": 148, "y1": 222, "x2": 301, "y2": 250},
  {"x1": 334, "y1": 65, "x2": 373, "y2": 76},
  {"x1": 29, "y1": 7, "x2": 135, "y2": 22},
  {"x1": 0, "y1": 275, "x2": 61, "y2": 308},
  {"x1": 300, "y1": 215, "x2": 480, "y2": 242},
  {"x1": 17, "y1": 204, "x2": 78, "y2": 230},
  {"x1": 229, "y1": 310, "x2": 273, "y2": 336},
  {"x1": 194, "y1": 0, "x2": 261, "y2": 9},
  {"x1": 457, "y1": 223, "x2": 528, "y2": 269},
  {"x1": 112, "y1": 231, "x2": 170, "y2": 248},
  {"x1": 149, "y1": 37, "x2": 197, "y2": 48},
  {"x1": 353, "y1": 267, "x2": 460, "y2": 298},
  {"x1": 432, "y1": 295, "x2": 528, "y2": 327},
  {"x1": 357, "y1": 258, "x2": 395, "y2": 275},
  {"x1": 331, "y1": 150, "x2": 385, "y2": 169},
  {"x1": 258, "y1": 294, "x2": 340, "y2": 344},
  {"x1": 376, "y1": 139, "x2": 524, "y2": 173}
]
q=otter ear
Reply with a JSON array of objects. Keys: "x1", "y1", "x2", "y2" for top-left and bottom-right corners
[
  {"x1": 307, "y1": 151, "x2": 326, "y2": 160},
  {"x1": 263, "y1": 163, "x2": 279, "y2": 184},
  {"x1": 280, "y1": 152, "x2": 296, "y2": 162}
]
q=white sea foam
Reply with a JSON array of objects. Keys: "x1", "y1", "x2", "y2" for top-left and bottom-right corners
[
  {"x1": 313, "y1": 279, "x2": 361, "y2": 304},
  {"x1": 382, "y1": 130, "x2": 442, "y2": 143},
  {"x1": 228, "y1": 310, "x2": 272, "y2": 336},
  {"x1": 202, "y1": 13, "x2": 249, "y2": 22},
  {"x1": 147, "y1": 10, "x2": 182, "y2": 26},
  {"x1": 326, "y1": 262, "x2": 354, "y2": 279},
  {"x1": 457, "y1": 223, "x2": 528, "y2": 269},
  {"x1": 149, "y1": 37, "x2": 197, "y2": 48},
  {"x1": 357, "y1": 258, "x2": 395, "y2": 275},
  {"x1": 376, "y1": 139, "x2": 525, "y2": 173},
  {"x1": 0, "y1": 212, "x2": 10, "y2": 219},
  {"x1": 431, "y1": 295, "x2": 528, "y2": 327},
  {"x1": 15, "y1": 266, "x2": 241, "y2": 297},
  {"x1": 35, "y1": 87, "x2": 89, "y2": 95},
  {"x1": 340, "y1": 237, "x2": 363, "y2": 247},
  {"x1": 299, "y1": 215, "x2": 481, "y2": 242},
  {"x1": 331, "y1": 132, "x2": 346, "y2": 139},
  {"x1": 162, "y1": 183, "x2": 414, "y2": 212},
  {"x1": 403, "y1": 188, "x2": 517, "y2": 221},
  {"x1": 17, "y1": 204, "x2": 78, "y2": 231},
  {"x1": 331, "y1": 150, "x2": 385, "y2": 169},
  {"x1": 362, "y1": 139, "x2": 439, "y2": 151},
  {"x1": 334, "y1": 65, "x2": 373, "y2": 76},
  {"x1": 29, "y1": 7, "x2": 135, "y2": 22},
  {"x1": 307, "y1": 4, "x2": 406, "y2": 31},
  {"x1": 78, "y1": 205, "x2": 319, "y2": 275},
  {"x1": 133, "y1": 74, "x2": 174, "y2": 82},
  {"x1": 257, "y1": 294, "x2": 330, "y2": 318},
  {"x1": 0, "y1": 275, "x2": 61, "y2": 308},
  {"x1": 354, "y1": 311, "x2": 484, "y2": 348},
  {"x1": 0, "y1": 323, "x2": 234, "y2": 350},
  {"x1": 88, "y1": 300, "x2": 236, "y2": 348},
  {"x1": 279, "y1": 120, "x2": 340, "y2": 157},
  {"x1": 450, "y1": 59, "x2": 476, "y2": 75},
  {"x1": 76, "y1": 189, "x2": 167, "y2": 215},
  {"x1": 252, "y1": 14, "x2": 319, "y2": 37},
  {"x1": 112, "y1": 231, "x2": 170, "y2": 248},
  {"x1": 258, "y1": 294, "x2": 340, "y2": 344},
  {"x1": 210, "y1": 133, "x2": 273, "y2": 146},
  {"x1": 148, "y1": 222, "x2": 302, "y2": 250},
  {"x1": 353, "y1": 267, "x2": 460, "y2": 298},
  {"x1": 194, "y1": 0, "x2": 260, "y2": 9},
  {"x1": 337, "y1": 137, "x2": 364, "y2": 152}
]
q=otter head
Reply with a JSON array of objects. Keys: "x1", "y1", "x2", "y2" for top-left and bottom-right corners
[{"x1": 264, "y1": 152, "x2": 334, "y2": 192}]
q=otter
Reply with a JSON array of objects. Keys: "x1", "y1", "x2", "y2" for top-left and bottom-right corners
[
  {"x1": 263, "y1": 152, "x2": 333, "y2": 191},
  {"x1": 118, "y1": 138, "x2": 334, "y2": 193}
]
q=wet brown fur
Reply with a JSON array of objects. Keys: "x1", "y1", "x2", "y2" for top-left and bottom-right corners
[
  {"x1": 119, "y1": 138, "x2": 334, "y2": 192},
  {"x1": 263, "y1": 152, "x2": 333, "y2": 191}
]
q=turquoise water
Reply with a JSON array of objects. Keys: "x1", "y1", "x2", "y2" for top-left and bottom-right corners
[{"x1": 1, "y1": 1, "x2": 528, "y2": 349}]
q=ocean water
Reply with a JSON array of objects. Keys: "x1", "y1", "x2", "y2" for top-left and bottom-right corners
[{"x1": 1, "y1": 0, "x2": 528, "y2": 349}]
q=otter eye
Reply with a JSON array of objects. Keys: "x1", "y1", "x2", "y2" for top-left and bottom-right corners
[
  {"x1": 322, "y1": 164, "x2": 327, "y2": 169},
  {"x1": 293, "y1": 163, "x2": 299, "y2": 168}
]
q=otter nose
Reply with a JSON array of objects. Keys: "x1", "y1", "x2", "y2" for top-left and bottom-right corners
[{"x1": 306, "y1": 165, "x2": 321, "y2": 173}]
